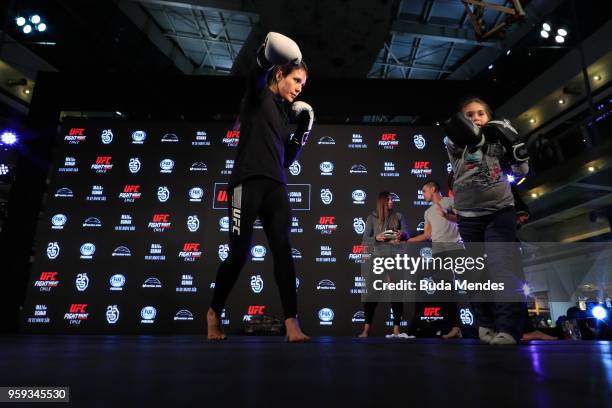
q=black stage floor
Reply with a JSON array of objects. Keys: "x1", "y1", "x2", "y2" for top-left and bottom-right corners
[{"x1": 0, "y1": 335, "x2": 610, "y2": 407}]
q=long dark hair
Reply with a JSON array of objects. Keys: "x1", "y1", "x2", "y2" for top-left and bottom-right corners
[{"x1": 375, "y1": 191, "x2": 397, "y2": 231}]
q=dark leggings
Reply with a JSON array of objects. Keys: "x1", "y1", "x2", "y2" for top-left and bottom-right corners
[
  {"x1": 210, "y1": 177, "x2": 297, "y2": 319},
  {"x1": 457, "y1": 206, "x2": 525, "y2": 342},
  {"x1": 364, "y1": 302, "x2": 404, "y2": 326}
]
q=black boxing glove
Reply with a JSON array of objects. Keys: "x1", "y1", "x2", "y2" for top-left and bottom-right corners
[
  {"x1": 481, "y1": 119, "x2": 529, "y2": 162},
  {"x1": 443, "y1": 112, "x2": 484, "y2": 148}
]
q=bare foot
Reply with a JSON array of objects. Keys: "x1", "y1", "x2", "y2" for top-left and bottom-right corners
[
  {"x1": 285, "y1": 318, "x2": 310, "y2": 342},
  {"x1": 442, "y1": 326, "x2": 462, "y2": 339},
  {"x1": 207, "y1": 308, "x2": 227, "y2": 341},
  {"x1": 358, "y1": 323, "x2": 371, "y2": 338},
  {"x1": 522, "y1": 330, "x2": 558, "y2": 341}
]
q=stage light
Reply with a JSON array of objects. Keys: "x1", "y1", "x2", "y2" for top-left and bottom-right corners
[
  {"x1": 488, "y1": 64, "x2": 494, "y2": 70},
  {"x1": 30, "y1": 15, "x2": 41, "y2": 24},
  {"x1": 522, "y1": 283, "x2": 532, "y2": 296},
  {"x1": 529, "y1": 118, "x2": 536, "y2": 124},
  {"x1": 555, "y1": 35, "x2": 565, "y2": 44},
  {"x1": 506, "y1": 50, "x2": 511, "y2": 56},
  {"x1": 517, "y1": 177, "x2": 526, "y2": 185},
  {"x1": 588, "y1": 166, "x2": 595, "y2": 172},
  {"x1": 38, "y1": 23, "x2": 47, "y2": 32},
  {"x1": 24, "y1": 89, "x2": 31, "y2": 95},
  {"x1": 1, "y1": 131, "x2": 18, "y2": 146},
  {"x1": 593, "y1": 75, "x2": 602, "y2": 81},
  {"x1": 540, "y1": 30, "x2": 549, "y2": 39},
  {"x1": 506, "y1": 174, "x2": 516, "y2": 183},
  {"x1": 557, "y1": 28, "x2": 568, "y2": 37},
  {"x1": 0, "y1": 164, "x2": 9, "y2": 176},
  {"x1": 542, "y1": 23, "x2": 551, "y2": 32},
  {"x1": 592, "y1": 305, "x2": 607, "y2": 320},
  {"x1": 558, "y1": 98, "x2": 566, "y2": 104},
  {"x1": 530, "y1": 193, "x2": 538, "y2": 198},
  {"x1": 23, "y1": 24, "x2": 32, "y2": 34},
  {"x1": 16, "y1": 17, "x2": 26, "y2": 27}
]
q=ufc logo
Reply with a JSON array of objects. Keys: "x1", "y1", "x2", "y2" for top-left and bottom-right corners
[
  {"x1": 95, "y1": 156, "x2": 112, "y2": 164},
  {"x1": 69, "y1": 128, "x2": 85, "y2": 136},
  {"x1": 381, "y1": 133, "x2": 396, "y2": 141},
  {"x1": 423, "y1": 307, "x2": 441, "y2": 317},
  {"x1": 69, "y1": 304, "x2": 88, "y2": 313},
  {"x1": 247, "y1": 305, "x2": 265, "y2": 315},
  {"x1": 124, "y1": 185, "x2": 140, "y2": 193},
  {"x1": 152, "y1": 214, "x2": 170, "y2": 222},
  {"x1": 183, "y1": 243, "x2": 200, "y2": 252},
  {"x1": 225, "y1": 130, "x2": 240, "y2": 138},
  {"x1": 39, "y1": 272, "x2": 58, "y2": 280},
  {"x1": 414, "y1": 161, "x2": 430, "y2": 169},
  {"x1": 217, "y1": 190, "x2": 228, "y2": 202},
  {"x1": 319, "y1": 216, "x2": 335, "y2": 224},
  {"x1": 231, "y1": 208, "x2": 241, "y2": 235},
  {"x1": 352, "y1": 245, "x2": 367, "y2": 254}
]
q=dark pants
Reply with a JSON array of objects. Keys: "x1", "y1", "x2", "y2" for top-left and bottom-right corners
[
  {"x1": 457, "y1": 206, "x2": 525, "y2": 342},
  {"x1": 364, "y1": 302, "x2": 403, "y2": 326},
  {"x1": 210, "y1": 177, "x2": 297, "y2": 319}
]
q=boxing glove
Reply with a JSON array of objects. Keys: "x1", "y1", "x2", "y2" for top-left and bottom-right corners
[
  {"x1": 481, "y1": 119, "x2": 529, "y2": 162},
  {"x1": 256, "y1": 32, "x2": 302, "y2": 71},
  {"x1": 443, "y1": 112, "x2": 484, "y2": 148},
  {"x1": 290, "y1": 101, "x2": 314, "y2": 146}
]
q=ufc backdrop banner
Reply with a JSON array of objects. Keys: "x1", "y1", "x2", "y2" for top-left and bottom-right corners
[{"x1": 21, "y1": 120, "x2": 456, "y2": 335}]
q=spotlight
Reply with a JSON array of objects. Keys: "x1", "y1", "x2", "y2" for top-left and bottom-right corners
[
  {"x1": 555, "y1": 35, "x2": 565, "y2": 44},
  {"x1": 0, "y1": 131, "x2": 18, "y2": 145},
  {"x1": 542, "y1": 23, "x2": 551, "y2": 32},
  {"x1": 38, "y1": 23, "x2": 46, "y2": 32},
  {"x1": 0, "y1": 164, "x2": 9, "y2": 176},
  {"x1": 522, "y1": 283, "x2": 532, "y2": 296},
  {"x1": 23, "y1": 24, "x2": 32, "y2": 34},
  {"x1": 593, "y1": 75, "x2": 602, "y2": 81},
  {"x1": 588, "y1": 166, "x2": 595, "y2": 172},
  {"x1": 506, "y1": 174, "x2": 516, "y2": 183},
  {"x1": 30, "y1": 15, "x2": 41, "y2": 24},
  {"x1": 531, "y1": 193, "x2": 538, "y2": 198},
  {"x1": 592, "y1": 305, "x2": 607, "y2": 320},
  {"x1": 540, "y1": 30, "x2": 549, "y2": 39},
  {"x1": 506, "y1": 50, "x2": 511, "y2": 56},
  {"x1": 529, "y1": 118, "x2": 536, "y2": 124},
  {"x1": 488, "y1": 64, "x2": 494, "y2": 70},
  {"x1": 557, "y1": 28, "x2": 568, "y2": 37},
  {"x1": 16, "y1": 17, "x2": 26, "y2": 27},
  {"x1": 558, "y1": 98, "x2": 566, "y2": 104},
  {"x1": 24, "y1": 89, "x2": 31, "y2": 95}
]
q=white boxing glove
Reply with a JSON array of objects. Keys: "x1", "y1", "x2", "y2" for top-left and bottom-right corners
[
  {"x1": 290, "y1": 101, "x2": 314, "y2": 146},
  {"x1": 257, "y1": 32, "x2": 302, "y2": 71}
]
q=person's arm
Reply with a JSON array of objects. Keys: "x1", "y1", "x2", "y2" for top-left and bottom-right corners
[
  {"x1": 408, "y1": 222, "x2": 431, "y2": 242},
  {"x1": 435, "y1": 204, "x2": 458, "y2": 223},
  {"x1": 397, "y1": 213, "x2": 410, "y2": 241},
  {"x1": 363, "y1": 215, "x2": 374, "y2": 240}
]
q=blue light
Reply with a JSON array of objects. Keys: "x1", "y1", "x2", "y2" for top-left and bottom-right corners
[
  {"x1": 506, "y1": 174, "x2": 516, "y2": 183},
  {"x1": 0, "y1": 131, "x2": 18, "y2": 145},
  {"x1": 592, "y1": 305, "x2": 607, "y2": 320}
]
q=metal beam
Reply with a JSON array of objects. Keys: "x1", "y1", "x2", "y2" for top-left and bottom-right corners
[
  {"x1": 448, "y1": 0, "x2": 565, "y2": 79},
  {"x1": 117, "y1": 0, "x2": 195, "y2": 74},
  {"x1": 391, "y1": 20, "x2": 496, "y2": 47},
  {"x1": 134, "y1": 0, "x2": 258, "y2": 17}
]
